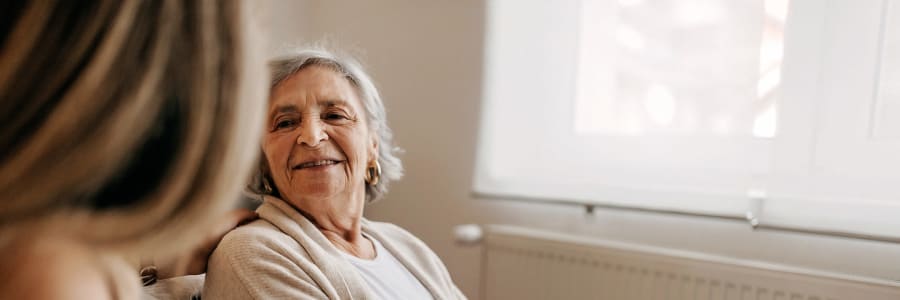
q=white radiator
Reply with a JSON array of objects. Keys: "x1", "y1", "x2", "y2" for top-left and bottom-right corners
[{"x1": 477, "y1": 225, "x2": 900, "y2": 300}]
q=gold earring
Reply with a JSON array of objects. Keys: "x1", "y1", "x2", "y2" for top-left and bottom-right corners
[{"x1": 364, "y1": 160, "x2": 382, "y2": 186}]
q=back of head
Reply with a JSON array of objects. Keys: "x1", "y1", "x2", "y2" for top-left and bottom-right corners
[{"x1": 0, "y1": 0, "x2": 268, "y2": 256}]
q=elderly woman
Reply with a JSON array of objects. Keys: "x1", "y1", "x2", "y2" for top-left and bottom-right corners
[{"x1": 203, "y1": 48, "x2": 465, "y2": 299}]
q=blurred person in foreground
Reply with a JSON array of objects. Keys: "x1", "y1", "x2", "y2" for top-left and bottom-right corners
[
  {"x1": 0, "y1": 0, "x2": 268, "y2": 298},
  {"x1": 202, "y1": 48, "x2": 466, "y2": 299}
]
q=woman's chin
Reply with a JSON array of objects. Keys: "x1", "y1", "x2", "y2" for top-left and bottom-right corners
[{"x1": 289, "y1": 181, "x2": 344, "y2": 199}]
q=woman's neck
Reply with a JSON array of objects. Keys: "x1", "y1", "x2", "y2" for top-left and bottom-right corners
[
  {"x1": 291, "y1": 190, "x2": 375, "y2": 259},
  {"x1": 320, "y1": 225, "x2": 375, "y2": 260}
]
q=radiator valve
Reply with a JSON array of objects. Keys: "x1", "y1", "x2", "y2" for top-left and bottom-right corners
[{"x1": 454, "y1": 224, "x2": 483, "y2": 245}]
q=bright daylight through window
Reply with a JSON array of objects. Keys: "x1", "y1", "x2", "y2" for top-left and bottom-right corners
[
  {"x1": 574, "y1": 0, "x2": 786, "y2": 139},
  {"x1": 476, "y1": 0, "x2": 900, "y2": 240}
]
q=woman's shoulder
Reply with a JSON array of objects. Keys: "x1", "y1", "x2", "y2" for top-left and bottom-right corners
[
  {"x1": 215, "y1": 219, "x2": 296, "y2": 255},
  {"x1": 204, "y1": 219, "x2": 331, "y2": 299},
  {"x1": 210, "y1": 218, "x2": 321, "y2": 269},
  {"x1": 0, "y1": 235, "x2": 118, "y2": 299}
]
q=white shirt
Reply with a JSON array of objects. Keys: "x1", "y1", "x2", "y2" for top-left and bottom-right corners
[{"x1": 341, "y1": 234, "x2": 434, "y2": 300}]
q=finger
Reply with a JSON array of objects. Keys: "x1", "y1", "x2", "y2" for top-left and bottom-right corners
[{"x1": 190, "y1": 210, "x2": 259, "y2": 274}]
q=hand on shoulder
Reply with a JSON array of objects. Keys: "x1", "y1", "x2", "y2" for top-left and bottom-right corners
[{"x1": 152, "y1": 208, "x2": 258, "y2": 279}]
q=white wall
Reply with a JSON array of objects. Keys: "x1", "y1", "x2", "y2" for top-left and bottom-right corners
[
  {"x1": 268, "y1": 1, "x2": 900, "y2": 299},
  {"x1": 265, "y1": 0, "x2": 314, "y2": 57}
]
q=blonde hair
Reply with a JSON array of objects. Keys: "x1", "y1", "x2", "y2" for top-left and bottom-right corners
[{"x1": 0, "y1": 0, "x2": 267, "y2": 257}]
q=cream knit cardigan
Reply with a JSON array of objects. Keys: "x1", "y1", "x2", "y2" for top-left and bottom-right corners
[{"x1": 202, "y1": 196, "x2": 466, "y2": 300}]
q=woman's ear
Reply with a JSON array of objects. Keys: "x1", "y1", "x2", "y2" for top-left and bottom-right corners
[{"x1": 368, "y1": 134, "x2": 379, "y2": 162}]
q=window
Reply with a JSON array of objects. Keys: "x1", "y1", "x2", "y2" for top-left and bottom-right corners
[{"x1": 475, "y1": 0, "x2": 900, "y2": 240}]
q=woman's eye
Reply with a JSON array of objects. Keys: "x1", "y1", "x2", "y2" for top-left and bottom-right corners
[
  {"x1": 325, "y1": 113, "x2": 349, "y2": 120},
  {"x1": 275, "y1": 119, "x2": 297, "y2": 129}
]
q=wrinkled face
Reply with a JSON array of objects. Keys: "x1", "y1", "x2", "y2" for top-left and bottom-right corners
[{"x1": 263, "y1": 66, "x2": 376, "y2": 206}]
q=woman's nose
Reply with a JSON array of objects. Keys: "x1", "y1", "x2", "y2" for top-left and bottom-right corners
[{"x1": 296, "y1": 119, "x2": 328, "y2": 146}]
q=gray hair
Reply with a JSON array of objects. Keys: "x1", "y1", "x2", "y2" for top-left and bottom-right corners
[{"x1": 250, "y1": 47, "x2": 403, "y2": 203}]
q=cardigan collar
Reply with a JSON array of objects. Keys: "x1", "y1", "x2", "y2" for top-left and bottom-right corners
[
  {"x1": 257, "y1": 195, "x2": 446, "y2": 299},
  {"x1": 257, "y1": 195, "x2": 373, "y2": 299}
]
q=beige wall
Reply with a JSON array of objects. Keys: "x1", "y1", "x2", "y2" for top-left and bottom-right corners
[
  {"x1": 265, "y1": 0, "x2": 314, "y2": 57},
  {"x1": 268, "y1": 1, "x2": 900, "y2": 299}
]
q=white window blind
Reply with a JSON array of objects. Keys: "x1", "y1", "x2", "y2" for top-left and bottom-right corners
[
  {"x1": 475, "y1": 0, "x2": 900, "y2": 240},
  {"x1": 762, "y1": 0, "x2": 900, "y2": 238}
]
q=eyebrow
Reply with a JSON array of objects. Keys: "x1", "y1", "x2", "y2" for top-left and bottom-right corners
[
  {"x1": 322, "y1": 99, "x2": 350, "y2": 108},
  {"x1": 269, "y1": 104, "x2": 299, "y2": 119}
]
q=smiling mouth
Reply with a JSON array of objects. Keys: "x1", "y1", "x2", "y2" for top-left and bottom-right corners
[{"x1": 293, "y1": 160, "x2": 342, "y2": 170}]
